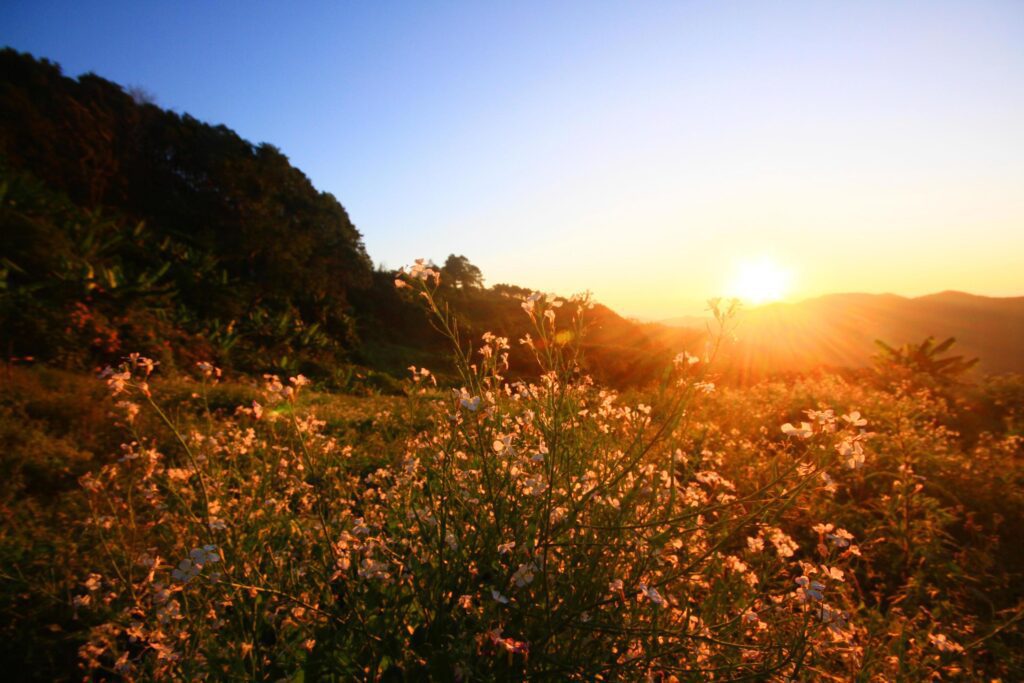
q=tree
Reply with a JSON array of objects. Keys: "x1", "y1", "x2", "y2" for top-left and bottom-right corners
[{"x1": 441, "y1": 254, "x2": 483, "y2": 289}]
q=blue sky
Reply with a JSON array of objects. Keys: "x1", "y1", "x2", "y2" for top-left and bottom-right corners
[{"x1": 3, "y1": 1, "x2": 1023, "y2": 317}]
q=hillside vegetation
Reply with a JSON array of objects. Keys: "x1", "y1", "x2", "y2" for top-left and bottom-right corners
[
  {"x1": 0, "y1": 49, "x2": 698, "y2": 390},
  {"x1": 2, "y1": 276, "x2": 1022, "y2": 680}
]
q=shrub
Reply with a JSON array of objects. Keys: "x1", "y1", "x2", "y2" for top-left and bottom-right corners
[{"x1": 72, "y1": 269, "x2": 876, "y2": 680}]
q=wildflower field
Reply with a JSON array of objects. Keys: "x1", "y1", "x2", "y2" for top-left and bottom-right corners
[{"x1": 2, "y1": 266, "x2": 1021, "y2": 681}]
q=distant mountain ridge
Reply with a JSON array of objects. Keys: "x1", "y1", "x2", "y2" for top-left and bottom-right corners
[{"x1": 662, "y1": 291, "x2": 1024, "y2": 376}]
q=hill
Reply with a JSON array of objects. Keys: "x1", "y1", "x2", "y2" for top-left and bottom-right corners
[
  {"x1": 0, "y1": 49, "x2": 701, "y2": 388},
  {"x1": 678, "y1": 291, "x2": 1024, "y2": 379},
  {"x1": 0, "y1": 48, "x2": 376, "y2": 377}
]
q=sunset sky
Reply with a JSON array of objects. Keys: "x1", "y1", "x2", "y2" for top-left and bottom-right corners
[{"x1": 3, "y1": 1, "x2": 1022, "y2": 318}]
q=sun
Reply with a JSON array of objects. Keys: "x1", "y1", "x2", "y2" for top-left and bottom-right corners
[{"x1": 727, "y1": 257, "x2": 793, "y2": 305}]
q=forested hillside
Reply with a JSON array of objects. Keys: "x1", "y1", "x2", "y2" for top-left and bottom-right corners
[
  {"x1": 0, "y1": 49, "x2": 698, "y2": 389},
  {"x1": 1, "y1": 48, "x2": 377, "y2": 371}
]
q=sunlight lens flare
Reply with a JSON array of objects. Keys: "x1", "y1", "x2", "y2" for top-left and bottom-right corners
[{"x1": 728, "y1": 258, "x2": 793, "y2": 305}]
